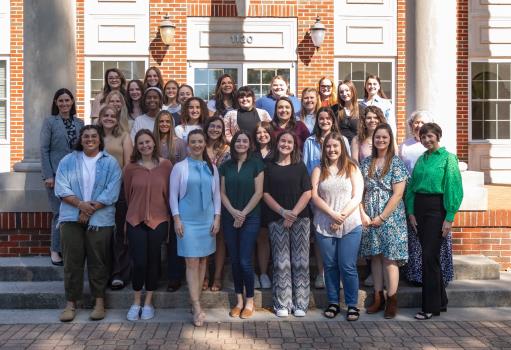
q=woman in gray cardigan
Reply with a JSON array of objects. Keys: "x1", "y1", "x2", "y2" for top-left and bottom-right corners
[{"x1": 40, "y1": 88, "x2": 84, "y2": 265}]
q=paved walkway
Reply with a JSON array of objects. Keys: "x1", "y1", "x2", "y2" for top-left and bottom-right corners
[{"x1": 1, "y1": 308, "x2": 511, "y2": 349}]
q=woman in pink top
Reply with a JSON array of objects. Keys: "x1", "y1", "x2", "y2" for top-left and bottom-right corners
[{"x1": 124, "y1": 129, "x2": 173, "y2": 322}]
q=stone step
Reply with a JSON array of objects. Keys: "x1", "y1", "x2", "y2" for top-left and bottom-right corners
[
  {"x1": 0, "y1": 255, "x2": 500, "y2": 282},
  {"x1": 453, "y1": 255, "x2": 500, "y2": 280},
  {"x1": 0, "y1": 272, "x2": 510, "y2": 310}
]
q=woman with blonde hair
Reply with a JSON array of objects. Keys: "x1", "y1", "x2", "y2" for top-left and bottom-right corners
[
  {"x1": 97, "y1": 105, "x2": 133, "y2": 290},
  {"x1": 105, "y1": 90, "x2": 131, "y2": 132},
  {"x1": 318, "y1": 77, "x2": 337, "y2": 107},
  {"x1": 256, "y1": 75, "x2": 301, "y2": 119},
  {"x1": 299, "y1": 88, "x2": 321, "y2": 133}
]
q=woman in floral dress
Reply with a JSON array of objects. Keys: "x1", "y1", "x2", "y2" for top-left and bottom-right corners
[{"x1": 359, "y1": 124, "x2": 408, "y2": 319}]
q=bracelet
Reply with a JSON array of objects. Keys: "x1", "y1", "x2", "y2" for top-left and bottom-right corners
[{"x1": 378, "y1": 214, "x2": 386, "y2": 222}]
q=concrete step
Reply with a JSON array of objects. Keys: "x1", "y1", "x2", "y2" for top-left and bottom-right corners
[
  {"x1": 1, "y1": 272, "x2": 510, "y2": 310},
  {"x1": 0, "y1": 255, "x2": 501, "y2": 282},
  {"x1": 453, "y1": 255, "x2": 500, "y2": 280}
]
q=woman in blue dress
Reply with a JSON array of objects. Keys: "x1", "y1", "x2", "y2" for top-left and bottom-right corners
[
  {"x1": 169, "y1": 129, "x2": 221, "y2": 327},
  {"x1": 359, "y1": 124, "x2": 408, "y2": 319}
]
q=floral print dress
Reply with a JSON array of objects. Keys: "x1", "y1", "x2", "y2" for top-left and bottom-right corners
[{"x1": 359, "y1": 155, "x2": 409, "y2": 265}]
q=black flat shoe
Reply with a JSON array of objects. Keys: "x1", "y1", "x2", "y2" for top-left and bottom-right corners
[{"x1": 51, "y1": 258, "x2": 63, "y2": 266}]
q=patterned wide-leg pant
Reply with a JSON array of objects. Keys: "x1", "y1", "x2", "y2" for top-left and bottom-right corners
[{"x1": 268, "y1": 217, "x2": 310, "y2": 312}]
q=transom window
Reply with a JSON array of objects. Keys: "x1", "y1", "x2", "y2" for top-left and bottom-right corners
[
  {"x1": 90, "y1": 60, "x2": 146, "y2": 99},
  {"x1": 471, "y1": 62, "x2": 511, "y2": 140},
  {"x1": 338, "y1": 61, "x2": 393, "y2": 101}
]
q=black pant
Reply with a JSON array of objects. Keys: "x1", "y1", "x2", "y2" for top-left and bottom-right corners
[
  {"x1": 167, "y1": 223, "x2": 185, "y2": 282},
  {"x1": 127, "y1": 222, "x2": 167, "y2": 291},
  {"x1": 112, "y1": 182, "x2": 131, "y2": 284},
  {"x1": 415, "y1": 193, "x2": 448, "y2": 314}
]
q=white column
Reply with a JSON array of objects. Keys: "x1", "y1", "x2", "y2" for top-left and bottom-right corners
[{"x1": 415, "y1": 0, "x2": 457, "y2": 153}]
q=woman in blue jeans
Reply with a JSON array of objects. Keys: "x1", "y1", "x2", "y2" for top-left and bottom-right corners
[
  {"x1": 311, "y1": 132, "x2": 364, "y2": 321},
  {"x1": 219, "y1": 130, "x2": 265, "y2": 319}
]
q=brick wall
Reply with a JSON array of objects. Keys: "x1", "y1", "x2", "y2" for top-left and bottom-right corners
[
  {"x1": 2, "y1": 210, "x2": 510, "y2": 269},
  {"x1": 75, "y1": 0, "x2": 85, "y2": 118},
  {"x1": 0, "y1": 213, "x2": 52, "y2": 256},
  {"x1": 456, "y1": 0, "x2": 469, "y2": 162},
  {"x1": 9, "y1": 0, "x2": 24, "y2": 169}
]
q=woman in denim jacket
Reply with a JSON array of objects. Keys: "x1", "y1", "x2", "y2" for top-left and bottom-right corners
[{"x1": 54, "y1": 125, "x2": 122, "y2": 322}]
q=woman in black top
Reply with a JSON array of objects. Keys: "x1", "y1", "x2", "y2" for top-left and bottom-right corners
[
  {"x1": 331, "y1": 80, "x2": 364, "y2": 145},
  {"x1": 263, "y1": 131, "x2": 312, "y2": 317}
]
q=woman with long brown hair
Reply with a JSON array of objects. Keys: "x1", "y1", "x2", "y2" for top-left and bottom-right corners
[
  {"x1": 91, "y1": 68, "x2": 127, "y2": 122},
  {"x1": 351, "y1": 105, "x2": 386, "y2": 164},
  {"x1": 311, "y1": 132, "x2": 363, "y2": 320},
  {"x1": 331, "y1": 80, "x2": 364, "y2": 145},
  {"x1": 359, "y1": 124, "x2": 408, "y2": 319},
  {"x1": 207, "y1": 74, "x2": 237, "y2": 117}
]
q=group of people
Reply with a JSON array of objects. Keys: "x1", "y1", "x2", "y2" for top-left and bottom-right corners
[{"x1": 40, "y1": 66, "x2": 463, "y2": 326}]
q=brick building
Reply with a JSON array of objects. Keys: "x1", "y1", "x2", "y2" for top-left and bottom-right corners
[{"x1": 0, "y1": 0, "x2": 511, "y2": 267}]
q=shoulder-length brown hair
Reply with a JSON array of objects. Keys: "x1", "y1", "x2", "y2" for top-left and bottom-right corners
[
  {"x1": 153, "y1": 110, "x2": 179, "y2": 163},
  {"x1": 357, "y1": 105, "x2": 386, "y2": 143},
  {"x1": 364, "y1": 75, "x2": 387, "y2": 100},
  {"x1": 272, "y1": 96, "x2": 296, "y2": 130},
  {"x1": 368, "y1": 123, "x2": 395, "y2": 179},
  {"x1": 336, "y1": 80, "x2": 360, "y2": 122},
  {"x1": 319, "y1": 132, "x2": 357, "y2": 182},
  {"x1": 273, "y1": 130, "x2": 301, "y2": 165},
  {"x1": 230, "y1": 130, "x2": 254, "y2": 162},
  {"x1": 130, "y1": 129, "x2": 160, "y2": 163},
  {"x1": 100, "y1": 68, "x2": 127, "y2": 104},
  {"x1": 143, "y1": 66, "x2": 164, "y2": 90},
  {"x1": 253, "y1": 120, "x2": 275, "y2": 152},
  {"x1": 181, "y1": 97, "x2": 208, "y2": 126},
  {"x1": 163, "y1": 79, "x2": 180, "y2": 105},
  {"x1": 204, "y1": 116, "x2": 228, "y2": 154},
  {"x1": 187, "y1": 129, "x2": 214, "y2": 174},
  {"x1": 312, "y1": 107, "x2": 340, "y2": 144}
]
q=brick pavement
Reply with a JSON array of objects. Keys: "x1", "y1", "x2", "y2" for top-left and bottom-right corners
[{"x1": 1, "y1": 320, "x2": 511, "y2": 350}]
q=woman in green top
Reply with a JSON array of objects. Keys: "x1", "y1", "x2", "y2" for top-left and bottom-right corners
[
  {"x1": 405, "y1": 123, "x2": 463, "y2": 320},
  {"x1": 219, "y1": 130, "x2": 265, "y2": 319}
]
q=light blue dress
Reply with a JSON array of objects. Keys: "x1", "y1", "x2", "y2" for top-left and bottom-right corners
[{"x1": 177, "y1": 158, "x2": 216, "y2": 257}]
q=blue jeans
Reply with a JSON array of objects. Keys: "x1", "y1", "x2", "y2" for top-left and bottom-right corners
[
  {"x1": 315, "y1": 225, "x2": 362, "y2": 307},
  {"x1": 223, "y1": 215, "x2": 260, "y2": 298}
]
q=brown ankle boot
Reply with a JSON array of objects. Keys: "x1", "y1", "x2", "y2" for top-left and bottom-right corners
[
  {"x1": 384, "y1": 293, "x2": 398, "y2": 319},
  {"x1": 366, "y1": 290, "x2": 385, "y2": 314}
]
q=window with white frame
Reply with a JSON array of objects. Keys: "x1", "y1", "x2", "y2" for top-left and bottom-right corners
[
  {"x1": 471, "y1": 62, "x2": 511, "y2": 140},
  {"x1": 89, "y1": 60, "x2": 146, "y2": 100},
  {"x1": 338, "y1": 61, "x2": 393, "y2": 101},
  {"x1": 190, "y1": 63, "x2": 294, "y2": 101},
  {"x1": 193, "y1": 68, "x2": 239, "y2": 100},
  {"x1": 246, "y1": 68, "x2": 291, "y2": 99},
  {"x1": 0, "y1": 60, "x2": 7, "y2": 140}
]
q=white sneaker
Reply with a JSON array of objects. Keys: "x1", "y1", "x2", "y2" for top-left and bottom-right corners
[
  {"x1": 276, "y1": 309, "x2": 289, "y2": 317},
  {"x1": 314, "y1": 274, "x2": 325, "y2": 289},
  {"x1": 364, "y1": 274, "x2": 374, "y2": 287},
  {"x1": 254, "y1": 273, "x2": 261, "y2": 289},
  {"x1": 127, "y1": 304, "x2": 141, "y2": 321},
  {"x1": 259, "y1": 274, "x2": 272, "y2": 289},
  {"x1": 140, "y1": 305, "x2": 155, "y2": 320},
  {"x1": 293, "y1": 309, "x2": 306, "y2": 317}
]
